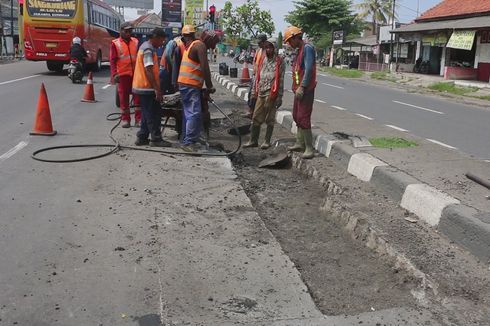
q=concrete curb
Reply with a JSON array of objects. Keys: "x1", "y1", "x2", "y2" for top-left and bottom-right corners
[{"x1": 214, "y1": 71, "x2": 490, "y2": 261}]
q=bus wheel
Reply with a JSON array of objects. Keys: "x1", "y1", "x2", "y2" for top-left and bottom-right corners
[{"x1": 47, "y1": 61, "x2": 64, "y2": 72}]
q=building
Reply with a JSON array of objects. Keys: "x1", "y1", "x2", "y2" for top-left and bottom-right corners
[
  {"x1": 392, "y1": 0, "x2": 490, "y2": 82},
  {"x1": 0, "y1": 0, "x2": 19, "y2": 56}
]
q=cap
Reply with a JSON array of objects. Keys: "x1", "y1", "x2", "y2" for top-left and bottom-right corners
[
  {"x1": 120, "y1": 22, "x2": 133, "y2": 30},
  {"x1": 264, "y1": 37, "x2": 277, "y2": 48},
  {"x1": 257, "y1": 33, "x2": 268, "y2": 42}
]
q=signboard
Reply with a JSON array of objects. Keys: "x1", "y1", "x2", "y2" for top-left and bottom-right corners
[
  {"x1": 447, "y1": 30, "x2": 476, "y2": 51},
  {"x1": 26, "y1": 0, "x2": 77, "y2": 19},
  {"x1": 103, "y1": 0, "x2": 153, "y2": 10},
  {"x1": 185, "y1": 0, "x2": 204, "y2": 25},
  {"x1": 162, "y1": 0, "x2": 182, "y2": 28},
  {"x1": 333, "y1": 30, "x2": 344, "y2": 45},
  {"x1": 422, "y1": 33, "x2": 448, "y2": 47}
]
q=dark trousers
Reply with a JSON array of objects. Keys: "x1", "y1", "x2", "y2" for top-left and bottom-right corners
[
  {"x1": 293, "y1": 89, "x2": 315, "y2": 129},
  {"x1": 137, "y1": 93, "x2": 162, "y2": 142}
]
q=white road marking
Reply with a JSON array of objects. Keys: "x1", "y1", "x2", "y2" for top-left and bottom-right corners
[
  {"x1": 102, "y1": 84, "x2": 111, "y2": 89},
  {"x1": 393, "y1": 100, "x2": 444, "y2": 115},
  {"x1": 426, "y1": 139, "x2": 457, "y2": 149},
  {"x1": 318, "y1": 73, "x2": 327, "y2": 77},
  {"x1": 322, "y1": 82, "x2": 344, "y2": 89},
  {"x1": 315, "y1": 99, "x2": 326, "y2": 103},
  {"x1": 286, "y1": 71, "x2": 292, "y2": 75},
  {"x1": 287, "y1": 89, "x2": 294, "y2": 93},
  {"x1": 485, "y1": 160, "x2": 490, "y2": 163},
  {"x1": 0, "y1": 141, "x2": 28, "y2": 163},
  {"x1": 331, "y1": 105, "x2": 347, "y2": 111},
  {"x1": 355, "y1": 113, "x2": 374, "y2": 120},
  {"x1": 0, "y1": 74, "x2": 41, "y2": 86},
  {"x1": 385, "y1": 124, "x2": 409, "y2": 132}
]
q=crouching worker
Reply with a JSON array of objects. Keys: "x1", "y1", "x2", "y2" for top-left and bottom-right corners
[
  {"x1": 244, "y1": 37, "x2": 285, "y2": 149},
  {"x1": 132, "y1": 28, "x2": 170, "y2": 147}
]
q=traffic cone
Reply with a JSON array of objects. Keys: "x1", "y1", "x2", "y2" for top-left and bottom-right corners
[
  {"x1": 30, "y1": 83, "x2": 57, "y2": 136},
  {"x1": 81, "y1": 72, "x2": 96, "y2": 103},
  {"x1": 239, "y1": 62, "x2": 252, "y2": 84}
]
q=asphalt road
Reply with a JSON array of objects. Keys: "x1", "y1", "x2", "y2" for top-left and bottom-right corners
[{"x1": 220, "y1": 56, "x2": 490, "y2": 160}]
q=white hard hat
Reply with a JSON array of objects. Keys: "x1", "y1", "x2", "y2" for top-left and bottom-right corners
[{"x1": 72, "y1": 37, "x2": 81, "y2": 45}]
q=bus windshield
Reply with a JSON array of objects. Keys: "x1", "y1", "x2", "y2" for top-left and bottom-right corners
[{"x1": 26, "y1": 0, "x2": 78, "y2": 19}]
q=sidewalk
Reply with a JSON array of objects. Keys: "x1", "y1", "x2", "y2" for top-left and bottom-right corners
[{"x1": 212, "y1": 68, "x2": 490, "y2": 262}]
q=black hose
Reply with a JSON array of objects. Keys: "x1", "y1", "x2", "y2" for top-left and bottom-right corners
[{"x1": 31, "y1": 99, "x2": 242, "y2": 163}]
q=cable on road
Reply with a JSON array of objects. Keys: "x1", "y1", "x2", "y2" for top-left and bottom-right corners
[{"x1": 31, "y1": 99, "x2": 242, "y2": 163}]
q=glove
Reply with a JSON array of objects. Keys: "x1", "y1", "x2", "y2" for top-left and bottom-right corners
[
  {"x1": 275, "y1": 98, "x2": 282, "y2": 109},
  {"x1": 113, "y1": 74, "x2": 120, "y2": 83},
  {"x1": 295, "y1": 86, "x2": 304, "y2": 101}
]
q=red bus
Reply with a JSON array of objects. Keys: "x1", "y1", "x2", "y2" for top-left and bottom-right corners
[{"x1": 23, "y1": 0, "x2": 123, "y2": 72}]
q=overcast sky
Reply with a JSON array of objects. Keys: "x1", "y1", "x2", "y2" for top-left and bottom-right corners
[{"x1": 126, "y1": 0, "x2": 442, "y2": 35}]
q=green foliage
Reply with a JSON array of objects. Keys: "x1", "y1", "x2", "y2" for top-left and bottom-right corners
[
  {"x1": 277, "y1": 32, "x2": 283, "y2": 49},
  {"x1": 356, "y1": 0, "x2": 397, "y2": 33},
  {"x1": 285, "y1": 0, "x2": 361, "y2": 43},
  {"x1": 370, "y1": 71, "x2": 397, "y2": 82},
  {"x1": 428, "y1": 82, "x2": 478, "y2": 96},
  {"x1": 221, "y1": 0, "x2": 275, "y2": 45},
  {"x1": 237, "y1": 38, "x2": 251, "y2": 50},
  {"x1": 369, "y1": 137, "x2": 418, "y2": 149},
  {"x1": 321, "y1": 67, "x2": 363, "y2": 78}
]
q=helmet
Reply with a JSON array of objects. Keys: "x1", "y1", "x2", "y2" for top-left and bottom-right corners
[
  {"x1": 72, "y1": 37, "x2": 81, "y2": 45},
  {"x1": 283, "y1": 26, "x2": 302, "y2": 43},
  {"x1": 182, "y1": 25, "x2": 196, "y2": 35}
]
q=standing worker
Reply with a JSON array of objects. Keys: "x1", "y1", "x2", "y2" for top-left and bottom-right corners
[
  {"x1": 284, "y1": 26, "x2": 317, "y2": 159},
  {"x1": 132, "y1": 28, "x2": 169, "y2": 147},
  {"x1": 110, "y1": 22, "x2": 141, "y2": 128},
  {"x1": 244, "y1": 37, "x2": 285, "y2": 149},
  {"x1": 177, "y1": 29, "x2": 219, "y2": 152},
  {"x1": 159, "y1": 33, "x2": 187, "y2": 95},
  {"x1": 246, "y1": 34, "x2": 267, "y2": 118}
]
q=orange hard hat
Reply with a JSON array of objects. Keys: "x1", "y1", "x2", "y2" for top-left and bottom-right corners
[
  {"x1": 182, "y1": 25, "x2": 196, "y2": 35},
  {"x1": 283, "y1": 26, "x2": 302, "y2": 43}
]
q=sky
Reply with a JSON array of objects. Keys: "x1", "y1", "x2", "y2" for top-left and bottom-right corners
[{"x1": 127, "y1": 0, "x2": 443, "y2": 35}]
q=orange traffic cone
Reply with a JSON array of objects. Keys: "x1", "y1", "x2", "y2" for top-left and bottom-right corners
[
  {"x1": 81, "y1": 72, "x2": 96, "y2": 103},
  {"x1": 240, "y1": 62, "x2": 252, "y2": 84},
  {"x1": 30, "y1": 83, "x2": 57, "y2": 136}
]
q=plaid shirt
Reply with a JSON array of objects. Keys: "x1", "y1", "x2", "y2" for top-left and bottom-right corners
[{"x1": 256, "y1": 54, "x2": 285, "y2": 99}]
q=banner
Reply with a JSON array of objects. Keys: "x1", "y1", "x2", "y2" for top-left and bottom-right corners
[
  {"x1": 447, "y1": 30, "x2": 476, "y2": 51},
  {"x1": 162, "y1": 0, "x2": 182, "y2": 28},
  {"x1": 185, "y1": 0, "x2": 204, "y2": 25},
  {"x1": 26, "y1": 0, "x2": 77, "y2": 19}
]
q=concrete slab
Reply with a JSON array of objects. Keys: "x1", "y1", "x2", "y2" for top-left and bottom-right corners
[
  {"x1": 329, "y1": 142, "x2": 360, "y2": 168},
  {"x1": 347, "y1": 153, "x2": 388, "y2": 182},
  {"x1": 276, "y1": 110, "x2": 292, "y2": 125},
  {"x1": 371, "y1": 166, "x2": 420, "y2": 203},
  {"x1": 401, "y1": 184, "x2": 460, "y2": 226}
]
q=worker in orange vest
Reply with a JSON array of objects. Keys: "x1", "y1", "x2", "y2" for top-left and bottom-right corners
[
  {"x1": 177, "y1": 29, "x2": 219, "y2": 152},
  {"x1": 284, "y1": 26, "x2": 317, "y2": 159},
  {"x1": 110, "y1": 22, "x2": 141, "y2": 128},
  {"x1": 159, "y1": 35, "x2": 186, "y2": 94},
  {"x1": 246, "y1": 34, "x2": 268, "y2": 118},
  {"x1": 132, "y1": 28, "x2": 169, "y2": 147}
]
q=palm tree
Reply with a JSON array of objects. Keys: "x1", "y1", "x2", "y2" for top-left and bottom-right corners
[{"x1": 356, "y1": 0, "x2": 395, "y2": 35}]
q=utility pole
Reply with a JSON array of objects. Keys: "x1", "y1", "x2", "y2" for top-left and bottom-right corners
[
  {"x1": 417, "y1": 0, "x2": 420, "y2": 16},
  {"x1": 10, "y1": 0, "x2": 14, "y2": 38},
  {"x1": 389, "y1": 0, "x2": 396, "y2": 70}
]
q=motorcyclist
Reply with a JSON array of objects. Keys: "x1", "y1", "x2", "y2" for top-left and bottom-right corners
[{"x1": 70, "y1": 37, "x2": 87, "y2": 72}]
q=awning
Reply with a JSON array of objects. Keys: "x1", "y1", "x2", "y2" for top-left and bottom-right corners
[
  {"x1": 447, "y1": 30, "x2": 476, "y2": 50},
  {"x1": 392, "y1": 16, "x2": 490, "y2": 33}
]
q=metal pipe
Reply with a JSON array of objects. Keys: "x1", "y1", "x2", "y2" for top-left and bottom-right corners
[{"x1": 466, "y1": 172, "x2": 490, "y2": 190}]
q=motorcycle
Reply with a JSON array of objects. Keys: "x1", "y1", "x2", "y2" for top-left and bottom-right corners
[{"x1": 67, "y1": 59, "x2": 83, "y2": 84}]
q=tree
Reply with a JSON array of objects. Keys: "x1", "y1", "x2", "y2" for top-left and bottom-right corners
[
  {"x1": 277, "y1": 32, "x2": 283, "y2": 49},
  {"x1": 356, "y1": 0, "x2": 397, "y2": 34},
  {"x1": 221, "y1": 0, "x2": 275, "y2": 46},
  {"x1": 286, "y1": 0, "x2": 361, "y2": 43}
]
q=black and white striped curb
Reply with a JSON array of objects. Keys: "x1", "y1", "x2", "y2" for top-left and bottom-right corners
[{"x1": 214, "y1": 71, "x2": 490, "y2": 261}]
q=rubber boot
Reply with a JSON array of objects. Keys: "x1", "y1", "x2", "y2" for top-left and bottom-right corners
[
  {"x1": 260, "y1": 125, "x2": 274, "y2": 149},
  {"x1": 243, "y1": 125, "x2": 260, "y2": 148},
  {"x1": 287, "y1": 128, "x2": 304, "y2": 152},
  {"x1": 302, "y1": 128, "x2": 315, "y2": 159}
]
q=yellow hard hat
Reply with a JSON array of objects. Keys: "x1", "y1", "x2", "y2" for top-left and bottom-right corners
[
  {"x1": 182, "y1": 25, "x2": 196, "y2": 35},
  {"x1": 283, "y1": 26, "x2": 302, "y2": 43}
]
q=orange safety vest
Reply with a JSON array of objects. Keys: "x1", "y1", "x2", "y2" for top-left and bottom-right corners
[
  {"x1": 132, "y1": 41, "x2": 160, "y2": 95},
  {"x1": 112, "y1": 37, "x2": 138, "y2": 77},
  {"x1": 254, "y1": 54, "x2": 283, "y2": 101},
  {"x1": 177, "y1": 40, "x2": 205, "y2": 88},
  {"x1": 292, "y1": 43, "x2": 317, "y2": 92},
  {"x1": 253, "y1": 48, "x2": 265, "y2": 75}
]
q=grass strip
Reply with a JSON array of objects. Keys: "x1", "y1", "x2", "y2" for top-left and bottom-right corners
[
  {"x1": 369, "y1": 137, "x2": 418, "y2": 149},
  {"x1": 428, "y1": 82, "x2": 478, "y2": 96},
  {"x1": 321, "y1": 67, "x2": 363, "y2": 78}
]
